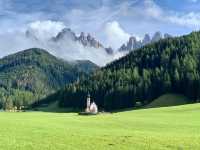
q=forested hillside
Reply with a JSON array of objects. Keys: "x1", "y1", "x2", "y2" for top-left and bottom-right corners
[
  {"x1": 0, "y1": 48, "x2": 98, "y2": 109},
  {"x1": 45, "y1": 31, "x2": 200, "y2": 110}
]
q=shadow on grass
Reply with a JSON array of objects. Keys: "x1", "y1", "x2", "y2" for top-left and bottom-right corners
[
  {"x1": 30, "y1": 101, "x2": 81, "y2": 113},
  {"x1": 31, "y1": 107, "x2": 81, "y2": 113}
]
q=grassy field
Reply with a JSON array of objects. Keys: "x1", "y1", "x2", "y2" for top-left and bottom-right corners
[
  {"x1": 0, "y1": 103, "x2": 200, "y2": 149},
  {"x1": 146, "y1": 94, "x2": 189, "y2": 108}
]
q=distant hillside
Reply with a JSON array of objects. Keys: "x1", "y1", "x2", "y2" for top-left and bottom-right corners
[
  {"x1": 146, "y1": 94, "x2": 189, "y2": 108},
  {"x1": 0, "y1": 48, "x2": 98, "y2": 109},
  {"x1": 42, "y1": 31, "x2": 200, "y2": 111},
  {"x1": 72, "y1": 60, "x2": 99, "y2": 74}
]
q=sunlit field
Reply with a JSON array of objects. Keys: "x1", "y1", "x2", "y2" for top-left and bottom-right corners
[{"x1": 0, "y1": 103, "x2": 200, "y2": 150}]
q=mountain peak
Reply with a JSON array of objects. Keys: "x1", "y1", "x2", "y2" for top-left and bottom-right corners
[
  {"x1": 142, "y1": 34, "x2": 151, "y2": 45},
  {"x1": 164, "y1": 33, "x2": 172, "y2": 38},
  {"x1": 119, "y1": 36, "x2": 141, "y2": 52},
  {"x1": 52, "y1": 29, "x2": 107, "y2": 51},
  {"x1": 118, "y1": 32, "x2": 172, "y2": 52},
  {"x1": 152, "y1": 31, "x2": 162, "y2": 42},
  {"x1": 53, "y1": 28, "x2": 77, "y2": 41}
]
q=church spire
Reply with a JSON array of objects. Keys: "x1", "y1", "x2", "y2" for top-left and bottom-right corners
[{"x1": 86, "y1": 93, "x2": 91, "y2": 112}]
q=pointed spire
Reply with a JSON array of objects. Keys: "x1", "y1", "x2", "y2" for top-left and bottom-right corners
[{"x1": 87, "y1": 92, "x2": 90, "y2": 98}]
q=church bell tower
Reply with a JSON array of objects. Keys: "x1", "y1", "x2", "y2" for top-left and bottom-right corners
[{"x1": 86, "y1": 93, "x2": 91, "y2": 112}]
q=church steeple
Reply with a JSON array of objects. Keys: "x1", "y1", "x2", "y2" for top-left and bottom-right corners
[{"x1": 86, "y1": 93, "x2": 91, "y2": 112}]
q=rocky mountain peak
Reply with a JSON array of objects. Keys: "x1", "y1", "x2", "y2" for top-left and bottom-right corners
[
  {"x1": 118, "y1": 32, "x2": 172, "y2": 52},
  {"x1": 164, "y1": 33, "x2": 172, "y2": 39},
  {"x1": 79, "y1": 32, "x2": 86, "y2": 40},
  {"x1": 105, "y1": 47, "x2": 114, "y2": 54},
  {"x1": 87, "y1": 34, "x2": 92, "y2": 41},
  {"x1": 119, "y1": 36, "x2": 141, "y2": 52},
  {"x1": 77, "y1": 32, "x2": 104, "y2": 49},
  {"x1": 129, "y1": 36, "x2": 137, "y2": 44},
  {"x1": 51, "y1": 28, "x2": 108, "y2": 53},
  {"x1": 53, "y1": 28, "x2": 77, "y2": 41},
  {"x1": 142, "y1": 34, "x2": 151, "y2": 45},
  {"x1": 152, "y1": 31, "x2": 162, "y2": 42}
]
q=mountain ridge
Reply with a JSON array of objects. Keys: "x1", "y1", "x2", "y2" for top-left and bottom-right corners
[
  {"x1": 0, "y1": 48, "x2": 98, "y2": 109},
  {"x1": 50, "y1": 28, "x2": 114, "y2": 54},
  {"x1": 27, "y1": 27, "x2": 172, "y2": 54},
  {"x1": 42, "y1": 31, "x2": 200, "y2": 110},
  {"x1": 118, "y1": 31, "x2": 172, "y2": 52}
]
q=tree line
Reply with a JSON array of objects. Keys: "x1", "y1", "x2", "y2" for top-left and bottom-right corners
[
  {"x1": 42, "y1": 31, "x2": 200, "y2": 110},
  {"x1": 0, "y1": 48, "x2": 96, "y2": 110}
]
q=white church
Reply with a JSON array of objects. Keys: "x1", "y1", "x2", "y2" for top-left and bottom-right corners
[{"x1": 85, "y1": 93, "x2": 98, "y2": 114}]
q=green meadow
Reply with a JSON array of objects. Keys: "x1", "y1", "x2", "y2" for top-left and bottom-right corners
[{"x1": 0, "y1": 102, "x2": 200, "y2": 149}]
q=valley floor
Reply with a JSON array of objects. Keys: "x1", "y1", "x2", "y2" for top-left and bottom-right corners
[{"x1": 0, "y1": 104, "x2": 200, "y2": 150}]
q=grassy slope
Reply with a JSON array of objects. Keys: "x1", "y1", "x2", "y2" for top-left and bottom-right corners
[
  {"x1": 35, "y1": 101, "x2": 74, "y2": 113},
  {"x1": 0, "y1": 104, "x2": 200, "y2": 150},
  {"x1": 146, "y1": 94, "x2": 189, "y2": 108},
  {"x1": 0, "y1": 48, "x2": 99, "y2": 94}
]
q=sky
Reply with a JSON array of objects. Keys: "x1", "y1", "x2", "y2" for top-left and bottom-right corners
[{"x1": 0, "y1": 0, "x2": 200, "y2": 65}]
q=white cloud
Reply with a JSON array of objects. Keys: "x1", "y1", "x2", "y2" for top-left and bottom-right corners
[
  {"x1": 62, "y1": 5, "x2": 120, "y2": 34},
  {"x1": 0, "y1": 31, "x2": 36, "y2": 56},
  {"x1": 0, "y1": 20, "x2": 126, "y2": 66},
  {"x1": 144, "y1": 0, "x2": 163, "y2": 18},
  {"x1": 27, "y1": 20, "x2": 66, "y2": 41},
  {"x1": 188, "y1": 0, "x2": 198, "y2": 2},
  {"x1": 141, "y1": 0, "x2": 200, "y2": 29},
  {"x1": 44, "y1": 35, "x2": 120, "y2": 66},
  {"x1": 166, "y1": 12, "x2": 200, "y2": 29},
  {"x1": 103, "y1": 21, "x2": 130, "y2": 49}
]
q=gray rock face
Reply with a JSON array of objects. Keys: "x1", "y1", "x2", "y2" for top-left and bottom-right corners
[
  {"x1": 52, "y1": 28, "x2": 113, "y2": 54},
  {"x1": 78, "y1": 32, "x2": 87, "y2": 46},
  {"x1": 127, "y1": 37, "x2": 140, "y2": 50},
  {"x1": 105, "y1": 47, "x2": 114, "y2": 54},
  {"x1": 53, "y1": 28, "x2": 77, "y2": 41},
  {"x1": 142, "y1": 34, "x2": 151, "y2": 45},
  {"x1": 119, "y1": 44, "x2": 127, "y2": 51},
  {"x1": 164, "y1": 33, "x2": 172, "y2": 39},
  {"x1": 26, "y1": 27, "x2": 114, "y2": 55},
  {"x1": 77, "y1": 33, "x2": 104, "y2": 49},
  {"x1": 26, "y1": 26, "x2": 171, "y2": 55},
  {"x1": 118, "y1": 32, "x2": 172, "y2": 52},
  {"x1": 152, "y1": 32, "x2": 162, "y2": 42},
  {"x1": 119, "y1": 36, "x2": 141, "y2": 52}
]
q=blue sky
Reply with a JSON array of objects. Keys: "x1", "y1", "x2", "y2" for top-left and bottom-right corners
[
  {"x1": 1, "y1": 0, "x2": 200, "y2": 38},
  {"x1": 0, "y1": 0, "x2": 200, "y2": 63}
]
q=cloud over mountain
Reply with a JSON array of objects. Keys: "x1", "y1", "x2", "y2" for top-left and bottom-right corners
[
  {"x1": 0, "y1": 0, "x2": 200, "y2": 66},
  {"x1": 0, "y1": 20, "x2": 125, "y2": 66},
  {"x1": 27, "y1": 20, "x2": 66, "y2": 41},
  {"x1": 104, "y1": 21, "x2": 131, "y2": 50}
]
